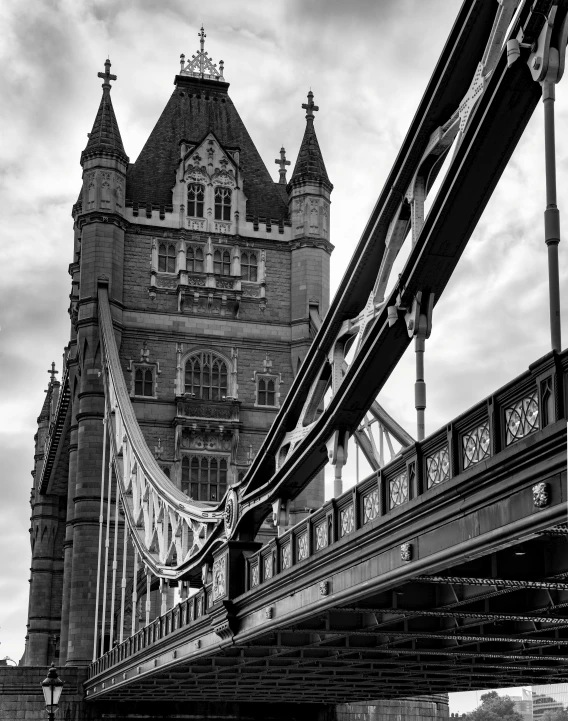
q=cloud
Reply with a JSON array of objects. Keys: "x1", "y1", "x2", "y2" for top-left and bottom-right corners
[{"x1": 2, "y1": 0, "x2": 567, "y2": 668}]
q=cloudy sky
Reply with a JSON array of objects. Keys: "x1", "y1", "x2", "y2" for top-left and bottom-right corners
[{"x1": 2, "y1": 0, "x2": 568, "y2": 702}]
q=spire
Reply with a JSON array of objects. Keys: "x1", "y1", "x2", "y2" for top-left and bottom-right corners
[
  {"x1": 179, "y1": 26, "x2": 225, "y2": 82},
  {"x1": 38, "y1": 363, "x2": 59, "y2": 423},
  {"x1": 274, "y1": 146, "x2": 290, "y2": 184},
  {"x1": 288, "y1": 91, "x2": 333, "y2": 192},
  {"x1": 81, "y1": 59, "x2": 128, "y2": 164}
]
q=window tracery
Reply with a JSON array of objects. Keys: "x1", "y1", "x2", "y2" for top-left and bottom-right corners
[
  {"x1": 257, "y1": 377, "x2": 276, "y2": 406},
  {"x1": 213, "y1": 250, "x2": 231, "y2": 276},
  {"x1": 214, "y1": 187, "x2": 232, "y2": 221},
  {"x1": 158, "y1": 243, "x2": 176, "y2": 273},
  {"x1": 184, "y1": 351, "x2": 229, "y2": 401},
  {"x1": 186, "y1": 245, "x2": 204, "y2": 273},
  {"x1": 241, "y1": 251, "x2": 258, "y2": 282},
  {"x1": 187, "y1": 184, "x2": 205, "y2": 218},
  {"x1": 181, "y1": 455, "x2": 228, "y2": 502},
  {"x1": 134, "y1": 367, "x2": 154, "y2": 397}
]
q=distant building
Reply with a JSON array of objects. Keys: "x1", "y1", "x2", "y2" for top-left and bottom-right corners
[{"x1": 533, "y1": 685, "x2": 568, "y2": 720}]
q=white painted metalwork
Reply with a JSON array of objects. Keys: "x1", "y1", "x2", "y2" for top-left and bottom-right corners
[{"x1": 98, "y1": 287, "x2": 223, "y2": 580}]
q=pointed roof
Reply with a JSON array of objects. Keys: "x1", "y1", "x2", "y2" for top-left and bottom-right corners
[
  {"x1": 81, "y1": 59, "x2": 129, "y2": 165},
  {"x1": 126, "y1": 77, "x2": 288, "y2": 220},
  {"x1": 126, "y1": 30, "x2": 287, "y2": 220},
  {"x1": 288, "y1": 91, "x2": 333, "y2": 192}
]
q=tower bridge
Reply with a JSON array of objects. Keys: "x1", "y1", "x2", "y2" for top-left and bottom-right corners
[{"x1": 7, "y1": 1, "x2": 568, "y2": 719}]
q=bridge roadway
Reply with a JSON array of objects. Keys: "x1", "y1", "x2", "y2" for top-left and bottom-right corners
[{"x1": 86, "y1": 350, "x2": 568, "y2": 703}]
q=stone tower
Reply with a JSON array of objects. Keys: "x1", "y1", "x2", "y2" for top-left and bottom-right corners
[{"x1": 22, "y1": 33, "x2": 332, "y2": 669}]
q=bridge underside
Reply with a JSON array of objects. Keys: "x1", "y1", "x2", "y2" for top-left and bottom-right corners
[{"x1": 95, "y1": 529, "x2": 568, "y2": 703}]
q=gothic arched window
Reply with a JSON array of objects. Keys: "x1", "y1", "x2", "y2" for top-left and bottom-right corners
[
  {"x1": 184, "y1": 352, "x2": 229, "y2": 401},
  {"x1": 214, "y1": 187, "x2": 232, "y2": 221},
  {"x1": 257, "y1": 377, "x2": 276, "y2": 406},
  {"x1": 187, "y1": 184, "x2": 205, "y2": 217},
  {"x1": 213, "y1": 250, "x2": 231, "y2": 276},
  {"x1": 134, "y1": 368, "x2": 154, "y2": 397},
  {"x1": 158, "y1": 243, "x2": 176, "y2": 273},
  {"x1": 241, "y1": 252, "x2": 258, "y2": 282},
  {"x1": 186, "y1": 246, "x2": 204, "y2": 273},
  {"x1": 181, "y1": 455, "x2": 228, "y2": 501}
]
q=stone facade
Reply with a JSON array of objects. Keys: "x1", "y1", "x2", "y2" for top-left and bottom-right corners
[{"x1": 22, "y1": 46, "x2": 332, "y2": 677}]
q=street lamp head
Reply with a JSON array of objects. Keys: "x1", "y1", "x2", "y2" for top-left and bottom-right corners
[{"x1": 41, "y1": 666, "x2": 64, "y2": 717}]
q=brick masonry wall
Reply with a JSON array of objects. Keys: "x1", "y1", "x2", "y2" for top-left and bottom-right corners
[
  {"x1": 118, "y1": 229, "x2": 304, "y2": 495},
  {"x1": 0, "y1": 666, "x2": 88, "y2": 720}
]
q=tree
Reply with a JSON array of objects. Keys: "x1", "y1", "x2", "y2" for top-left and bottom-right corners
[
  {"x1": 541, "y1": 710, "x2": 568, "y2": 721},
  {"x1": 464, "y1": 691, "x2": 524, "y2": 721}
]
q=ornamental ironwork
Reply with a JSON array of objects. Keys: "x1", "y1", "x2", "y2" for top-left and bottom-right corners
[
  {"x1": 505, "y1": 391, "x2": 539, "y2": 446},
  {"x1": 389, "y1": 471, "x2": 408, "y2": 508},
  {"x1": 250, "y1": 563, "x2": 259, "y2": 588},
  {"x1": 263, "y1": 554, "x2": 273, "y2": 581},
  {"x1": 281, "y1": 543, "x2": 291, "y2": 570},
  {"x1": 340, "y1": 505, "x2": 354, "y2": 536},
  {"x1": 426, "y1": 445, "x2": 450, "y2": 487},
  {"x1": 363, "y1": 488, "x2": 380, "y2": 524},
  {"x1": 297, "y1": 532, "x2": 308, "y2": 561},
  {"x1": 224, "y1": 489, "x2": 238, "y2": 537},
  {"x1": 462, "y1": 420, "x2": 490, "y2": 469},
  {"x1": 315, "y1": 522, "x2": 328, "y2": 550}
]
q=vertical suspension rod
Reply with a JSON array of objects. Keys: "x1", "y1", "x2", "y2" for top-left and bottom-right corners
[
  {"x1": 119, "y1": 515, "x2": 128, "y2": 643},
  {"x1": 109, "y1": 466, "x2": 120, "y2": 648},
  {"x1": 131, "y1": 549, "x2": 138, "y2": 637},
  {"x1": 92, "y1": 401, "x2": 108, "y2": 662},
  {"x1": 145, "y1": 570, "x2": 152, "y2": 627},
  {"x1": 415, "y1": 336, "x2": 426, "y2": 441},
  {"x1": 543, "y1": 80, "x2": 562, "y2": 352},
  {"x1": 100, "y1": 445, "x2": 113, "y2": 656}
]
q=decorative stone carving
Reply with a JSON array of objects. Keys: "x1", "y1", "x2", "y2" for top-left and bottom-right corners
[
  {"x1": 265, "y1": 606, "x2": 274, "y2": 619},
  {"x1": 319, "y1": 580, "x2": 330, "y2": 596},
  {"x1": 532, "y1": 482, "x2": 550, "y2": 508},
  {"x1": 400, "y1": 542, "x2": 413, "y2": 562},
  {"x1": 212, "y1": 555, "x2": 226, "y2": 601}
]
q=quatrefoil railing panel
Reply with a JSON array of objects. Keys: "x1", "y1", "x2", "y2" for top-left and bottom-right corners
[{"x1": 99, "y1": 287, "x2": 223, "y2": 578}]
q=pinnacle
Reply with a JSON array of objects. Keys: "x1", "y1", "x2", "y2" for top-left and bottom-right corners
[
  {"x1": 288, "y1": 92, "x2": 332, "y2": 192},
  {"x1": 82, "y1": 59, "x2": 128, "y2": 164}
]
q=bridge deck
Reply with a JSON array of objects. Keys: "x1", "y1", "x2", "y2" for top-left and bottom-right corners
[{"x1": 86, "y1": 351, "x2": 568, "y2": 702}]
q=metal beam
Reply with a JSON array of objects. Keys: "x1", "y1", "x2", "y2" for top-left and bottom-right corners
[
  {"x1": 417, "y1": 576, "x2": 568, "y2": 590},
  {"x1": 331, "y1": 606, "x2": 568, "y2": 626}
]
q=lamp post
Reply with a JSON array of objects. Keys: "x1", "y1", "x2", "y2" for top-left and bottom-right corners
[{"x1": 41, "y1": 666, "x2": 64, "y2": 720}]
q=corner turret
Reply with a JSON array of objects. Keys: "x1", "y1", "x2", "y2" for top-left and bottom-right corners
[
  {"x1": 288, "y1": 91, "x2": 333, "y2": 371},
  {"x1": 80, "y1": 59, "x2": 129, "y2": 217}
]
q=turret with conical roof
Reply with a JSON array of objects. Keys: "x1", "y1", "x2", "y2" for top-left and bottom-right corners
[
  {"x1": 288, "y1": 91, "x2": 333, "y2": 372},
  {"x1": 288, "y1": 91, "x2": 333, "y2": 194},
  {"x1": 81, "y1": 59, "x2": 128, "y2": 165},
  {"x1": 79, "y1": 59, "x2": 129, "y2": 218}
]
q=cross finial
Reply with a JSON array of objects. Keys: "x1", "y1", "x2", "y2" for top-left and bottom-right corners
[
  {"x1": 302, "y1": 90, "x2": 319, "y2": 121},
  {"x1": 274, "y1": 146, "x2": 291, "y2": 184},
  {"x1": 199, "y1": 26, "x2": 206, "y2": 53},
  {"x1": 47, "y1": 362, "x2": 59, "y2": 383},
  {"x1": 97, "y1": 58, "x2": 117, "y2": 92}
]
